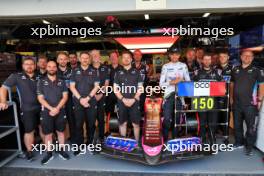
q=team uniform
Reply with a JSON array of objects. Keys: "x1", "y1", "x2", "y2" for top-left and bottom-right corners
[
  {"x1": 184, "y1": 59, "x2": 200, "y2": 80},
  {"x1": 114, "y1": 67, "x2": 143, "y2": 125},
  {"x1": 105, "y1": 64, "x2": 122, "y2": 114},
  {"x1": 3, "y1": 72, "x2": 40, "y2": 133},
  {"x1": 193, "y1": 67, "x2": 223, "y2": 143},
  {"x1": 57, "y1": 67, "x2": 75, "y2": 143},
  {"x1": 159, "y1": 62, "x2": 190, "y2": 141},
  {"x1": 70, "y1": 66, "x2": 100, "y2": 145},
  {"x1": 93, "y1": 64, "x2": 110, "y2": 140},
  {"x1": 36, "y1": 69, "x2": 47, "y2": 79},
  {"x1": 37, "y1": 76, "x2": 68, "y2": 134},
  {"x1": 216, "y1": 64, "x2": 233, "y2": 139},
  {"x1": 132, "y1": 62, "x2": 149, "y2": 115},
  {"x1": 231, "y1": 64, "x2": 264, "y2": 150}
]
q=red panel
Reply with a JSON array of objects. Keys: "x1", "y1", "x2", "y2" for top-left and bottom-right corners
[{"x1": 210, "y1": 82, "x2": 226, "y2": 96}]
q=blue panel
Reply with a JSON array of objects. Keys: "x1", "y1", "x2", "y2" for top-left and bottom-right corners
[
  {"x1": 105, "y1": 136, "x2": 138, "y2": 152},
  {"x1": 177, "y1": 82, "x2": 194, "y2": 96}
]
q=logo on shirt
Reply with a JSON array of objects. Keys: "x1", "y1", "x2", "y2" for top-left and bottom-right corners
[
  {"x1": 131, "y1": 70, "x2": 136, "y2": 74},
  {"x1": 57, "y1": 81, "x2": 62, "y2": 86},
  {"x1": 21, "y1": 75, "x2": 26, "y2": 80},
  {"x1": 235, "y1": 69, "x2": 240, "y2": 74},
  {"x1": 76, "y1": 70, "x2": 81, "y2": 75},
  {"x1": 44, "y1": 81, "x2": 49, "y2": 85},
  {"x1": 88, "y1": 71, "x2": 93, "y2": 75},
  {"x1": 248, "y1": 69, "x2": 253, "y2": 73},
  {"x1": 261, "y1": 70, "x2": 264, "y2": 76}
]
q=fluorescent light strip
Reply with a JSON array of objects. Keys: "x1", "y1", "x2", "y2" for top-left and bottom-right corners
[
  {"x1": 84, "y1": 16, "x2": 94, "y2": 22},
  {"x1": 58, "y1": 41, "x2": 66, "y2": 44},
  {"x1": 123, "y1": 43, "x2": 173, "y2": 49},
  {"x1": 202, "y1": 13, "x2": 210, "y2": 17},
  {"x1": 144, "y1": 14, "x2": 149, "y2": 20},
  {"x1": 42, "y1": 19, "x2": 51, "y2": 24},
  {"x1": 130, "y1": 48, "x2": 167, "y2": 54}
]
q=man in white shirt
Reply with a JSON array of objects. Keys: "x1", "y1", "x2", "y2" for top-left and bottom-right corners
[{"x1": 159, "y1": 48, "x2": 190, "y2": 141}]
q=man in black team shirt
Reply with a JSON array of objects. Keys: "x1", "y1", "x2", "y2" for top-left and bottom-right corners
[
  {"x1": 193, "y1": 53, "x2": 223, "y2": 144},
  {"x1": 105, "y1": 51, "x2": 122, "y2": 114},
  {"x1": 56, "y1": 52, "x2": 75, "y2": 144},
  {"x1": 36, "y1": 55, "x2": 48, "y2": 78},
  {"x1": 184, "y1": 48, "x2": 199, "y2": 80},
  {"x1": 132, "y1": 49, "x2": 149, "y2": 115},
  {"x1": 114, "y1": 51, "x2": 143, "y2": 142},
  {"x1": 70, "y1": 51, "x2": 100, "y2": 156},
  {"x1": 216, "y1": 51, "x2": 233, "y2": 142},
  {"x1": 90, "y1": 49, "x2": 110, "y2": 143},
  {"x1": 37, "y1": 61, "x2": 70, "y2": 165},
  {"x1": 230, "y1": 50, "x2": 264, "y2": 156},
  {"x1": 69, "y1": 52, "x2": 79, "y2": 69},
  {"x1": 0, "y1": 58, "x2": 40, "y2": 161}
]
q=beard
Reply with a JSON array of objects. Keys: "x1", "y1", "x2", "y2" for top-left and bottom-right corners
[{"x1": 47, "y1": 72, "x2": 56, "y2": 76}]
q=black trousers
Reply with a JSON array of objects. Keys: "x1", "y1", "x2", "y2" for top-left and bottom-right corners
[
  {"x1": 73, "y1": 99, "x2": 97, "y2": 145},
  {"x1": 233, "y1": 104, "x2": 258, "y2": 149},
  {"x1": 65, "y1": 92, "x2": 76, "y2": 143},
  {"x1": 198, "y1": 111, "x2": 218, "y2": 142},
  {"x1": 105, "y1": 92, "x2": 117, "y2": 114},
  {"x1": 94, "y1": 96, "x2": 105, "y2": 140},
  {"x1": 162, "y1": 94, "x2": 182, "y2": 141}
]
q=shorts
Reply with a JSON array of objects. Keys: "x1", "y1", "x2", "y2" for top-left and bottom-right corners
[
  {"x1": 20, "y1": 109, "x2": 40, "y2": 133},
  {"x1": 117, "y1": 100, "x2": 141, "y2": 125},
  {"x1": 40, "y1": 109, "x2": 66, "y2": 135}
]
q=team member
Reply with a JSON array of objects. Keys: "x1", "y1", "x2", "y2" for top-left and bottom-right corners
[
  {"x1": 114, "y1": 51, "x2": 143, "y2": 142},
  {"x1": 132, "y1": 49, "x2": 149, "y2": 115},
  {"x1": 0, "y1": 58, "x2": 40, "y2": 161},
  {"x1": 193, "y1": 53, "x2": 223, "y2": 144},
  {"x1": 37, "y1": 61, "x2": 70, "y2": 165},
  {"x1": 56, "y1": 52, "x2": 75, "y2": 143},
  {"x1": 36, "y1": 55, "x2": 48, "y2": 78},
  {"x1": 159, "y1": 48, "x2": 190, "y2": 142},
  {"x1": 216, "y1": 51, "x2": 233, "y2": 141},
  {"x1": 195, "y1": 48, "x2": 204, "y2": 69},
  {"x1": 69, "y1": 52, "x2": 79, "y2": 69},
  {"x1": 90, "y1": 49, "x2": 110, "y2": 143},
  {"x1": 70, "y1": 51, "x2": 100, "y2": 155},
  {"x1": 230, "y1": 50, "x2": 264, "y2": 155},
  {"x1": 184, "y1": 48, "x2": 199, "y2": 80},
  {"x1": 211, "y1": 53, "x2": 219, "y2": 67},
  {"x1": 105, "y1": 51, "x2": 122, "y2": 114}
]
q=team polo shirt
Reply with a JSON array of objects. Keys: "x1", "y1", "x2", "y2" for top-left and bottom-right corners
[
  {"x1": 114, "y1": 66, "x2": 143, "y2": 99},
  {"x1": 3, "y1": 72, "x2": 40, "y2": 111},
  {"x1": 70, "y1": 66, "x2": 100, "y2": 99},
  {"x1": 231, "y1": 64, "x2": 264, "y2": 106},
  {"x1": 37, "y1": 76, "x2": 68, "y2": 108}
]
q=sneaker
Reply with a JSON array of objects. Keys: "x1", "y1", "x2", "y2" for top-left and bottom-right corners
[
  {"x1": 25, "y1": 151, "x2": 34, "y2": 162},
  {"x1": 41, "y1": 152, "x2": 53, "y2": 165},
  {"x1": 58, "y1": 151, "x2": 70, "y2": 160},
  {"x1": 233, "y1": 143, "x2": 244, "y2": 149},
  {"x1": 245, "y1": 148, "x2": 253, "y2": 156},
  {"x1": 73, "y1": 150, "x2": 81, "y2": 156}
]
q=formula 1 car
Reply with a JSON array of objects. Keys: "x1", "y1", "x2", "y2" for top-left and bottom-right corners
[{"x1": 100, "y1": 81, "x2": 228, "y2": 165}]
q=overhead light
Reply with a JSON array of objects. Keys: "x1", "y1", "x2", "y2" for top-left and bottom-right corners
[
  {"x1": 84, "y1": 16, "x2": 94, "y2": 22},
  {"x1": 114, "y1": 36, "x2": 178, "y2": 52},
  {"x1": 58, "y1": 41, "x2": 66, "y2": 44},
  {"x1": 202, "y1": 13, "x2": 210, "y2": 17},
  {"x1": 42, "y1": 19, "x2": 51, "y2": 24},
  {"x1": 144, "y1": 14, "x2": 150, "y2": 20}
]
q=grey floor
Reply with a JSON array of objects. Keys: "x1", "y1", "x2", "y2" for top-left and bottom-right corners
[{"x1": 3, "y1": 147, "x2": 264, "y2": 175}]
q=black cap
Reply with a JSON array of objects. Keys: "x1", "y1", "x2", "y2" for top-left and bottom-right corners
[{"x1": 168, "y1": 47, "x2": 181, "y2": 54}]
